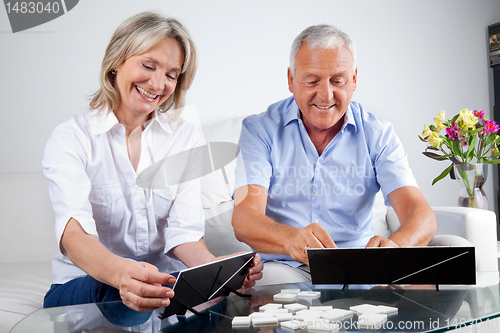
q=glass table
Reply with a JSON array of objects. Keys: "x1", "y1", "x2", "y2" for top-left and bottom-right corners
[{"x1": 10, "y1": 281, "x2": 500, "y2": 332}]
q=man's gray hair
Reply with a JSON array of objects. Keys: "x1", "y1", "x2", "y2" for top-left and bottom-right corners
[{"x1": 289, "y1": 24, "x2": 357, "y2": 77}]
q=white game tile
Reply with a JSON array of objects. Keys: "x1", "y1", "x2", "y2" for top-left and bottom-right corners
[
  {"x1": 284, "y1": 303, "x2": 308, "y2": 313},
  {"x1": 309, "y1": 305, "x2": 333, "y2": 312},
  {"x1": 259, "y1": 303, "x2": 283, "y2": 312},
  {"x1": 322, "y1": 309, "x2": 353, "y2": 321},
  {"x1": 273, "y1": 293, "x2": 298, "y2": 302},
  {"x1": 275, "y1": 312, "x2": 294, "y2": 322},
  {"x1": 264, "y1": 308, "x2": 289, "y2": 314},
  {"x1": 357, "y1": 313, "x2": 388, "y2": 329},
  {"x1": 294, "y1": 309, "x2": 324, "y2": 321},
  {"x1": 232, "y1": 316, "x2": 251, "y2": 327},
  {"x1": 251, "y1": 316, "x2": 279, "y2": 326},
  {"x1": 297, "y1": 291, "x2": 321, "y2": 298}
]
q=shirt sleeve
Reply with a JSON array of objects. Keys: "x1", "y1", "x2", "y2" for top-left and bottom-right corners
[
  {"x1": 42, "y1": 119, "x2": 98, "y2": 254},
  {"x1": 370, "y1": 120, "x2": 418, "y2": 204},
  {"x1": 234, "y1": 116, "x2": 274, "y2": 192},
  {"x1": 163, "y1": 125, "x2": 205, "y2": 254}
]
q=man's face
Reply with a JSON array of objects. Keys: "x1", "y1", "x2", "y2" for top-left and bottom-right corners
[{"x1": 288, "y1": 43, "x2": 357, "y2": 133}]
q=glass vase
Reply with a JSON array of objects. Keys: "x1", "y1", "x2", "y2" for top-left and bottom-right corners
[{"x1": 454, "y1": 163, "x2": 489, "y2": 209}]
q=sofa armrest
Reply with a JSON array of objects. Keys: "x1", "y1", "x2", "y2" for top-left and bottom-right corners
[
  {"x1": 386, "y1": 206, "x2": 498, "y2": 273},
  {"x1": 432, "y1": 207, "x2": 498, "y2": 273}
]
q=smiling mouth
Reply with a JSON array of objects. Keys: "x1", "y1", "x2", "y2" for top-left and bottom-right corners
[
  {"x1": 314, "y1": 104, "x2": 334, "y2": 110},
  {"x1": 136, "y1": 85, "x2": 159, "y2": 101}
]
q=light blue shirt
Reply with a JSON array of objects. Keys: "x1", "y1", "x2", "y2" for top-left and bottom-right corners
[{"x1": 234, "y1": 96, "x2": 418, "y2": 266}]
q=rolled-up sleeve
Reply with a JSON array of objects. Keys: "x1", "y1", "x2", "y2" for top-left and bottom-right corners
[
  {"x1": 371, "y1": 121, "x2": 418, "y2": 204},
  {"x1": 42, "y1": 120, "x2": 97, "y2": 253}
]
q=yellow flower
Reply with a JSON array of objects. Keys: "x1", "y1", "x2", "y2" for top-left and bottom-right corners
[
  {"x1": 428, "y1": 132, "x2": 443, "y2": 148},
  {"x1": 458, "y1": 108, "x2": 478, "y2": 131},
  {"x1": 422, "y1": 124, "x2": 433, "y2": 138},
  {"x1": 492, "y1": 146, "x2": 499, "y2": 155},
  {"x1": 436, "y1": 121, "x2": 446, "y2": 131},
  {"x1": 434, "y1": 110, "x2": 446, "y2": 123}
]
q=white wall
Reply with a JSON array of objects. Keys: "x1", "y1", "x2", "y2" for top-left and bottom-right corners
[{"x1": 1, "y1": 0, "x2": 500, "y2": 210}]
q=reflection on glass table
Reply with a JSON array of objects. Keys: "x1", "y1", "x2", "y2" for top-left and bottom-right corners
[{"x1": 10, "y1": 282, "x2": 500, "y2": 333}]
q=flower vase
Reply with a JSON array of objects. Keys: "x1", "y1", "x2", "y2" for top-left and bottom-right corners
[{"x1": 454, "y1": 163, "x2": 489, "y2": 209}]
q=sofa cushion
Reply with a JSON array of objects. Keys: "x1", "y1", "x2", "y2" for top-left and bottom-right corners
[
  {"x1": 0, "y1": 261, "x2": 52, "y2": 333},
  {"x1": 204, "y1": 201, "x2": 251, "y2": 256},
  {"x1": 199, "y1": 116, "x2": 246, "y2": 209},
  {"x1": 0, "y1": 261, "x2": 52, "y2": 314}
]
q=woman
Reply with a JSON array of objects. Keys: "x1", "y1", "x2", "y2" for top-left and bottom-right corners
[{"x1": 42, "y1": 11, "x2": 262, "y2": 313}]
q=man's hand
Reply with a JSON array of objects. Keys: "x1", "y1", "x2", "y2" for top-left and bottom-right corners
[
  {"x1": 118, "y1": 259, "x2": 177, "y2": 312},
  {"x1": 287, "y1": 223, "x2": 337, "y2": 265},
  {"x1": 365, "y1": 235, "x2": 400, "y2": 248}
]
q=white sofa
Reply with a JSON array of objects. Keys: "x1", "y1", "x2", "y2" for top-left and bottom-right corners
[{"x1": 1, "y1": 116, "x2": 498, "y2": 333}]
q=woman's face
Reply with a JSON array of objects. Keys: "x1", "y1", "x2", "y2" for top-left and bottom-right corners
[{"x1": 114, "y1": 38, "x2": 184, "y2": 119}]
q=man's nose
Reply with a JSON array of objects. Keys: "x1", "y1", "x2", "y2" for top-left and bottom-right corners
[{"x1": 317, "y1": 81, "x2": 334, "y2": 102}]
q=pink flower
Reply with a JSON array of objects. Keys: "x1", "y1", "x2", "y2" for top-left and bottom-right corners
[
  {"x1": 485, "y1": 119, "x2": 500, "y2": 134},
  {"x1": 474, "y1": 110, "x2": 485, "y2": 119},
  {"x1": 445, "y1": 122, "x2": 460, "y2": 140}
]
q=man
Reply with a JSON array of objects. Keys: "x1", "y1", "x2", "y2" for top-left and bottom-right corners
[{"x1": 232, "y1": 24, "x2": 436, "y2": 285}]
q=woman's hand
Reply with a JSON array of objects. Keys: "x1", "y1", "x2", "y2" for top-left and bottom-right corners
[
  {"x1": 61, "y1": 219, "x2": 177, "y2": 312},
  {"x1": 242, "y1": 253, "x2": 263, "y2": 287},
  {"x1": 214, "y1": 252, "x2": 264, "y2": 288},
  {"x1": 118, "y1": 259, "x2": 177, "y2": 312}
]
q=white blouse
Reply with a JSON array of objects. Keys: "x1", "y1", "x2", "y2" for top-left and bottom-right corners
[{"x1": 42, "y1": 109, "x2": 205, "y2": 284}]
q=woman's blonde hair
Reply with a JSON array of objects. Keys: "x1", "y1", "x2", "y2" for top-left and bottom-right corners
[{"x1": 89, "y1": 11, "x2": 197, "y2": 119}]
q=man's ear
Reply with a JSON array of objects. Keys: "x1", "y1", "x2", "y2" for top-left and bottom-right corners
[
  {"x1": 352, "y1": 68, "x2": 358, "y2": 91},
  {"x1": 287, "y1": 67, "x2": 294, "y2": 93}
]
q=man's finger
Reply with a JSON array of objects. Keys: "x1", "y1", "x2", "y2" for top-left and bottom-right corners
[{"x1": 309, "y1": 224, "x2": 337, "y2": 248}]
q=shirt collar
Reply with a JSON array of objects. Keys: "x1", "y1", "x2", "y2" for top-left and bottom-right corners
[
  {"x1": 86, "y1": 108, "x2": 174, "y2": 135},
  {"x1": 86, "y1": 109, "x2": 120, "y2": 135},
  {"x1": 284, "y1": 99, "x2": 301, "y2": 126},
  {"x1": 342, "y1": 103, "x2": 357, "y2": 133},
  {"x1": 147, "y1": 108, "x2": 174, "y2": 135}
]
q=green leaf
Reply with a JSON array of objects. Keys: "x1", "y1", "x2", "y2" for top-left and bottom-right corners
[
  {"x1": 470, "y1": 127, "x2": 483, "y2": 135},
  {"x1": 487, "y1": 159, "x2": 500, "y2": 164},
  {"x1": 432, "y1": 164, "x2": 453, "y2": 185},
  {"x1": 418, "y1": 135, "x2": 427, "y2": 142},
  {"x1": 450, "y1": 140, "x2": 462, "y2": 160},
  {"x1": 422, "y1": 152, "x2": 453, "y2": 161},
  {"x1": 485, "y1": 134, "x2": 494, "y2": 146},
  {"x1": 451, "y1": 114, "x2": 459, "y2": 123},
  {"x1": 491, "y1": 151, "x2": 500, "y2": 159}
]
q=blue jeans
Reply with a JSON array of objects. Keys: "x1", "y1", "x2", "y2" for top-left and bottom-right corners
[
  {"x1": 44, "y1": 270, "x2": 178, "y2": 327},
  {"x1": 44, "y1": 272, "x2": 178, "y2": 308},
  {"x1": 44, "y1": 274, "x2": 121, "y2": 308}
]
